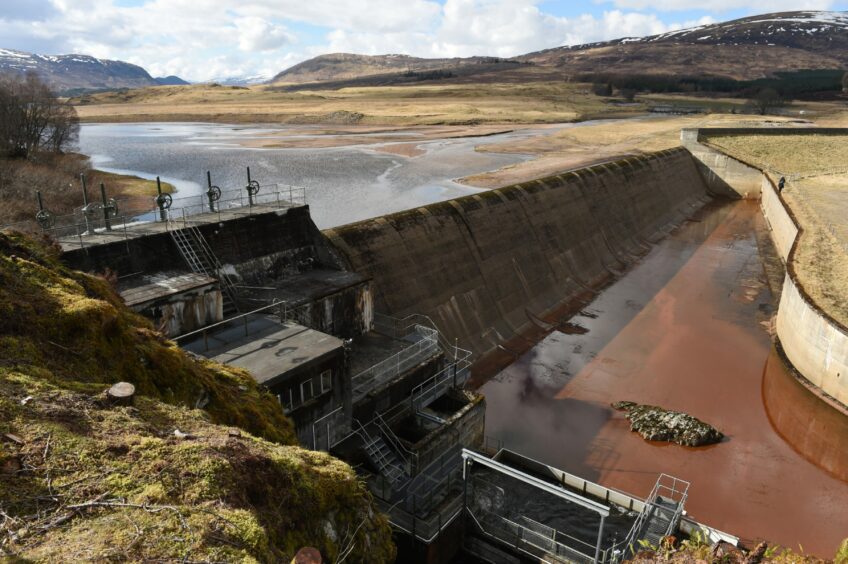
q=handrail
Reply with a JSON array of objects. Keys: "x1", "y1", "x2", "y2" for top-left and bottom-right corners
[
  {"x1": 7, "y1": 185, "x2": 307, "y2": 249},
  {"x1": 375, "y1": 413, "x2": 417, "y2": 471},
  {"x1": 374, "y1": 312, "x2": 472, "y2": 363}
]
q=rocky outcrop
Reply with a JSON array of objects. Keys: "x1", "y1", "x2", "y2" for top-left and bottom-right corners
[{"x1": 613, "y1": 401, "x2": 723, "y2": 447}]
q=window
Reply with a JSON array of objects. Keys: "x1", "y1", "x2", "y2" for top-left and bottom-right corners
[
  {"x1": 320, "y1": 370, "x2": 332, "y2": 394},
  {"x1": 300, "y1": 379, "x2": 314, "y2": 403},
  {"x1": 279, "y1": 390, "x2": 293, "y2": 414}
]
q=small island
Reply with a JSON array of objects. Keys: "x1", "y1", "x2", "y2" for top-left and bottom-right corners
[{"x1": 612, "y1": 401, "x2": 724, "y2": 447}]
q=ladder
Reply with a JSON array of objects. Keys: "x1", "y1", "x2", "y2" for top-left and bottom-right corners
[
  {"x1": 356, "y1": 421, "x2": 409, "y2": 487},
  {"x1": 170, "y1": 225, "x2": 240, "y2": 316}
]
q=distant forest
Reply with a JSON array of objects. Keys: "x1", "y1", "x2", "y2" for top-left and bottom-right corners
[{"x1": 580, "y1": 69, "x2": 846, "y2": 100}]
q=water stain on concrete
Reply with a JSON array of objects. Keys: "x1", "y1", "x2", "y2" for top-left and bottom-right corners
[{"x1": 480, "y1": 199, "x2": 848, "y2": 557}]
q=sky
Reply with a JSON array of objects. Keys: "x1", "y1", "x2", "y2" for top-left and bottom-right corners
[{"x1": 1, "y1": 0, "x2": 847, "y2": 81}]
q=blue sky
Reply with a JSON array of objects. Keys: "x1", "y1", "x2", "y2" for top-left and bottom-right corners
[{"x1": 1, "y1": 0, "x2": 846, "y2": 81}]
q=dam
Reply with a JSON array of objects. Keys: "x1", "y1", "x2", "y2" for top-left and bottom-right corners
[{"x1": 40, "y1": 128, "x2": 848, "y2": 562}]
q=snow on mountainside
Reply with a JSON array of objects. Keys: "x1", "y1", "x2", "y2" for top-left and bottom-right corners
[
  {"x1": 0, "y1": 48, "x2": 176, "y2": 93},
  {"x1": 517, "y1": 10, "x2": 848, "y2": 79},
  {"x1": 614, "y1": 10, "x2": 848, "y2": 47}
]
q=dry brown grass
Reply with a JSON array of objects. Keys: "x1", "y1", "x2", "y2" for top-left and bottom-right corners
[
  {"x1": 0, "y1": 153, "x2": 174, "y2": 227},
  {"x1": 706, "y1": 133, "x2": 848, "y2": 326},
  {"x1": 461, "y1": 113, "x2": 802, "y2": 188},
  {"x1": 705, "y1": 134, "x2": 848, "y2": 176},
  {"x1": 72, "y1": 82, "x2": 644, "y2": 125}
]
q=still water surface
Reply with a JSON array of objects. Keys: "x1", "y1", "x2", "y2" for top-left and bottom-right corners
[
  {"x1": 79, "y1": 122, "x2": 564, "y2": 228},
  {"x1": 481, "y1": 200, "x2": 848, "y2": 556}
]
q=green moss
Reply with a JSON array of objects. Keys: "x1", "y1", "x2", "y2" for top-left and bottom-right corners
[{"x1": 0, "y1": 232, "x2": 395, "y2": 563}]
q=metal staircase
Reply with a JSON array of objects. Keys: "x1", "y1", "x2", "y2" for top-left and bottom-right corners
[
  {"x1": 169, "y1": 225, "x2": 240, "y2": 316},
  {"x1": 356, "y1": 420, "x2": 409, "y2": 488},
  {"x1": 620, "y1": 474, "x2": 689, "y2": 558}
]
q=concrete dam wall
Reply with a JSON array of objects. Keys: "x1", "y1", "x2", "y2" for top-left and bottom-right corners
[{"x1": 323, "y1": 148, "x2": 710, "y2": 358}]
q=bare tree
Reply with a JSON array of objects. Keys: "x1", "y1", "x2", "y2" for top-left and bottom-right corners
[
  {"x1": 0, "y1": 73, "x2": 79, "y2": 159},
  {"x1": 748, "y1": 87, "x2": 786, "y2": 116}
]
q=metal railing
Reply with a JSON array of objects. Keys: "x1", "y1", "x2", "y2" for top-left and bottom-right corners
[
  {"x1": 411, "y1": 349, "x2": 472, "y2": 411},
  {"x1": 375, "y1": 413, "x2": 417, "y2": 473},
  {"x1": 351, "y1": 324, "x2": 440, "y2": 400},
  {"x1": 311, "y1": 406, "x2": 347, "y2": 452},
  {"x1": 5, "y1": 185, "x2": 306, "y2": 250},
  {"x1": 374, "y1": 312, "x2": 472, "y2": 363},
  {"x1": 377, "y1": 489, "x2": 465, "y2": 545},
  {"x1": 616, "y1": 473, "x2": 689, "y2": 559},
  {"x1": 173, "y1": 298, "x2": 310, "y2": 350},
  {"x1": 467, "y1": 506, "x2": 618, "y2": 564}
]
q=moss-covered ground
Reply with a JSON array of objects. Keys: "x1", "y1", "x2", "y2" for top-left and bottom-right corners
[{"x1": 0, "y1": 231, "x2": 395, "y2": 562}]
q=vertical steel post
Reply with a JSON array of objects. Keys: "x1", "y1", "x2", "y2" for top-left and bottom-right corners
[
  {"x1": 206, "y1": 171, "x2": 216, "y2": 213},
  {"x1": 246, "y1": 166, "x2": 255, "y2": 206},
  {"x1": 156, "y1": 177, "x2": 167, "y2": 222},
  {"x1": 99, "y1": 183, "x2": 112, "y2": 231},
  {"x1": 594, "y1": 515, "x2": 606, "y2": 564},
  {"x1": 80, "y1": 174, "x2": 93, "y2": 235}
]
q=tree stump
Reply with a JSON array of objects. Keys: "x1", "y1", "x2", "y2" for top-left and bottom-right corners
[
  {"x1": 291, "y1": 547, "x2": 322, "y2": 564},
  {"x1": 106, "y1": 382, "x2": 135, "y2": 406}
]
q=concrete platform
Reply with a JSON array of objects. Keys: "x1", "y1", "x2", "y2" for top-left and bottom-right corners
[
  {"x1": 53, "y1": 202, "x2": 304, "y2": 252},
  {"x1": 239, "y1": 268, "x2": 369, "y2": 307},
  {"x1": 184, "y1": 316, "x2": 343, "y2": 388},
  {"x1": 119, "y1": 271, "x2": 217, "y2": 307}
]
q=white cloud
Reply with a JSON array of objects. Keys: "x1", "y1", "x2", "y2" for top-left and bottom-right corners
[
  {"x1": 0, "y1": 0, "x2": 830, "y2": 82},
  {"x1": 600, "y1": 0, "x2": 835, "y2": 11},
  {"x1": 234, "y1": 17, "x2": 295, "y2": 51}
]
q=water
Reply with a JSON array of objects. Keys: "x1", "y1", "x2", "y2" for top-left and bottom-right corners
[
  {"x1": 480, "y1": 200, "x2": 848, "y2": 556},
  {"x1": 78, "y1": 122, "x2": 567, "y2": 229}
]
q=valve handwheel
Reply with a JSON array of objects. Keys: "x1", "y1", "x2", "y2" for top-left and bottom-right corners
[
  {"x1": 36, "y1": 209, "x2": 55, "y2": 229},
  {"x1": 156, "y1": 192, "x2": 173, "y2": 209},
  {"x1": 247, "y1": 180, "x2": 260, "y2": 195},
  {"x1": 207, "y1": 185, "x2": 222, "y2": 202}
]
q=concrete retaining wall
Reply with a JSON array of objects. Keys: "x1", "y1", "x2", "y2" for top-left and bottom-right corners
[
  {"x1": 681, "y1": 129, "x2": 764, "y2": 199},
  {"x1": 698, "y1": 135, "x2": 848, "y2": 409},
  {"x1": 759, "y1": 166, "x2": 848, "y2": 407},
  {"x1": 324, "y1": 148, "x2": 710, "y2": 358}
]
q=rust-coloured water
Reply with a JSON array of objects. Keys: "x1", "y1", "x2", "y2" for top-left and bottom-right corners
[{"x1": 479, "y1": 200, "x2": 848, "y2": 557}]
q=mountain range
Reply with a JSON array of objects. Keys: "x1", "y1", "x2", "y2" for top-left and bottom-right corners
[
  {"x1": 1, "y1": 11, "x2": 846, "y2": 94},
  {"x1": 0, "y1": 48, "x2": 187, "y2": 94}
]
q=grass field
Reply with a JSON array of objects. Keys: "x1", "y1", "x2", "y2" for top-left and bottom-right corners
[
  {"x1": 705, "y1": 133, "x2": 848, "y2": 327},
  {"x1": 461, "y1": 113, "x2": 806, "y2": 187},
  {"x1": 72, "y1": 82, "x2": 647, "y2": 125}
]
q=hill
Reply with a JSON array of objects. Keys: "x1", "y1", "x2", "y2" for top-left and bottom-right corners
[
  {"x1": 270, "y1": 11, "x2": 848, "y2": 88},
  {"x1": 155, "y1": 75, "x2": 190, "y2": 86},
  {"x1": 0, "y1": 232, "x2": 394, "y2": 561},
  {"x1": 519, "y1": 11, "x2": 848, "y2": 80},
  {"x1": 0, "y1": 48, "x2": 186, "y2": 94},
  {"x1": 270, "y1": 52, "x2": 517, "y2": 85}
]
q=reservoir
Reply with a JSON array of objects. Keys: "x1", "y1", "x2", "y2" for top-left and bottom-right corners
[
  {"x1": 479, "y1": 199, "x2": 848, "y2": 556},
  {"x1": 78, "y1": 122, "x2": 547, "y2": 228}
]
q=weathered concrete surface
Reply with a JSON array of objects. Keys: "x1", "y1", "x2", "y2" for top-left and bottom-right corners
[
  {"x1": 681, "y1": 129, "x2": 763, "y2": 199},
  {"x1": 686, "y1": 132, "x2": 848, "y2": 409},
  {"x1": 119, "y1": 272, "x2": 222, "y2": 337},
  {"x1": 324, "y1": 148, "x2": 710, "y2": 358}
]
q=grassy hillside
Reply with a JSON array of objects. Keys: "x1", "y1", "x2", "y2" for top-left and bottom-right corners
[
  {"x1": 71, "y1": 81, "x2": 644, "y2": 125},
  {"x1": 0, "y1": 232, "x2": 394, "y2": 562}
]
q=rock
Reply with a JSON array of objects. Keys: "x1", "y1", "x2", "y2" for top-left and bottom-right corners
[
  {"x1": 106, "y1": 382, "x2": 135, "y2": 406},
  {"x1": 173, "y1": 429, "x2": 195, "y2": 440},
  {"x1": 612, "y1": 401, "x2": 723, "y2": 447}
]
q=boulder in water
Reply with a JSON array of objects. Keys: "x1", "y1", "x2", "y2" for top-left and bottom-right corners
[{"x1": 612, "y1": 401, "x2": 723, "y2": 447}]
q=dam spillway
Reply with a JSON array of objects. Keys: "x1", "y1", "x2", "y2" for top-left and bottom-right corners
[
  {"x1": 480, "y1": 199, "x2": 848, "y2": 556},
  {"x1": 52, "y1": 133, "x2": 848, "y2": 560}
]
